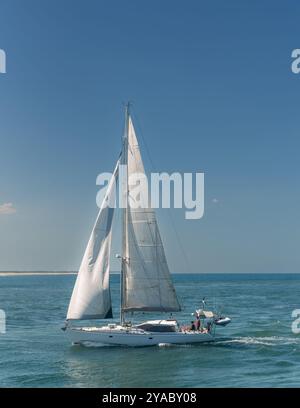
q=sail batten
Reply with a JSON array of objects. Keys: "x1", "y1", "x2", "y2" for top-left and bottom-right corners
[
  {"x1": 66, "y1": 160, "x2": 119, "y2": 321},
  {"x1": 122, "y1": 116, "x2": 181, "y2": 313}
]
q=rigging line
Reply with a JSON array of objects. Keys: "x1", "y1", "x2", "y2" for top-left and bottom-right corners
[{"x1": 131, "y1": 109, "x2": 193, "y2": 278}]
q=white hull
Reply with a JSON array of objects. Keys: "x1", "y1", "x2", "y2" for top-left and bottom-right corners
[{"x1": 66, "y1": 325, "x2": 214, "y2": 347}]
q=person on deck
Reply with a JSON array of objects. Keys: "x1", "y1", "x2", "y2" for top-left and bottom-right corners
[
  {"x1": 190, "y1": 321, "x2": 196, "y2": 331},
  {"x1": 195, "y1": 315, "x2": 201, "y2": 331}
]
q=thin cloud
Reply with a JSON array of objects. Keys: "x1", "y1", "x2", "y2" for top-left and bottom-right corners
[
  {"x1": 0, "y1": 203, "x2": 17, "y2": 215},
  {"x1": 212, "y1": 198, "x2": 219, "y2": 204}
]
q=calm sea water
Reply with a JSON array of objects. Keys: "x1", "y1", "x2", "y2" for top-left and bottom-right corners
[{"x1": 0, "y1": 273, "x2": 300, "y2": 388}]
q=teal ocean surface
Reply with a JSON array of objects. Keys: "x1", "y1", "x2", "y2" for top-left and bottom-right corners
[{"x1": 0, "y1": 273, "x2": 299, "y2": 387}]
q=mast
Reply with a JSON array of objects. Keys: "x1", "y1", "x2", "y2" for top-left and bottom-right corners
[{"x1": 120, "y1": 102, "x2": 130, "y2": 325}]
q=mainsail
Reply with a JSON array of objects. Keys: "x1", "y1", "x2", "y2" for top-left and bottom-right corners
[
  {"x1": 67, "y1": 160, "x2": 119, "y2": 320},
  {"x1": 122, "y1": 116, "x2": 181, "y2": 313}
]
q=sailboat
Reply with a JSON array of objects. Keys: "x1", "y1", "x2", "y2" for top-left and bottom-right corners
[{"x1": 64, "y1": 104, "x2": 230, "y2": 347}]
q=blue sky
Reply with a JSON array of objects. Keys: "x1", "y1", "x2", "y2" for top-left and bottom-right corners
[{"x1": 0, "y1": 0, "x2": 299, "y2": 272}]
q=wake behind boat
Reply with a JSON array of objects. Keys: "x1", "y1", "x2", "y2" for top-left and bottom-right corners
[{"x1": 63, "y1": 104, "x2": 230, "y2": 347}]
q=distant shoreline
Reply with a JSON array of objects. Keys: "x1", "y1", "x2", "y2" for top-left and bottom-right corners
[
  {"x1": 0, "y1": 271, "x2": 77, "y2": 276},
  {"x1": 0, "y1": 271, "x2": 299, "y2": 277},
  {"x1": 0, "y1": 271, "x2": 124, "y2": 276}
]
